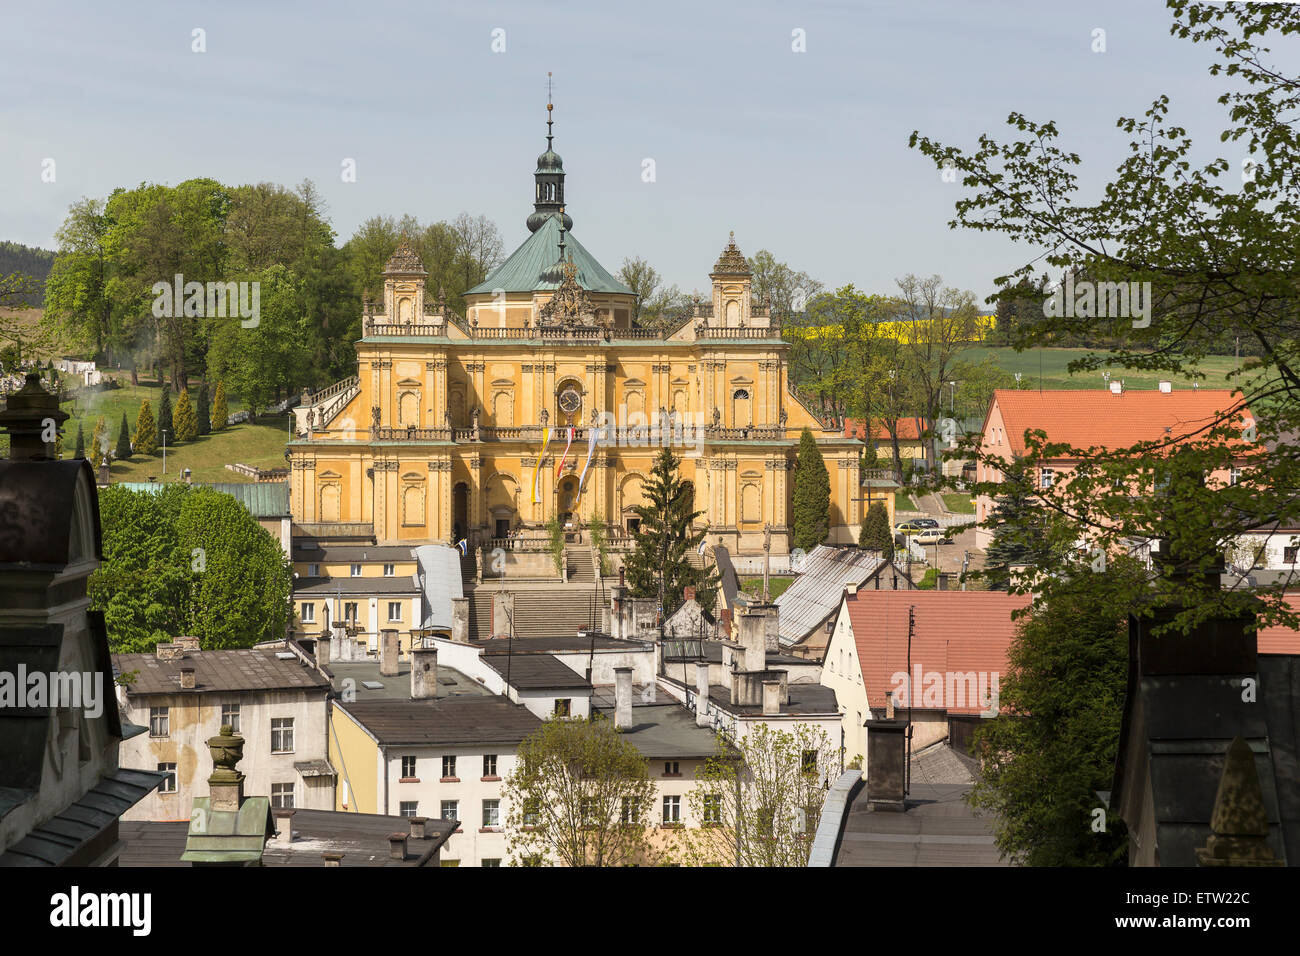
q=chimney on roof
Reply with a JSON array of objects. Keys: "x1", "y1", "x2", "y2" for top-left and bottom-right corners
[
  {"x1": 380, "y1": 629, "x2": 399, "y2": 676},
  {"x1": 388, "y1": 833, "x2": 408, "y2": 861},
  {"x1": 322, "y1": 852, "x2": 343, "y2": 866},
  {"x1": 763, "y1": 605, "x2": 780, "y2": 653},
  {"x1": 683, "y1": 585, "x2": 696, "y2": 603},
  {"x1": 409, "y1": 816, "x2": 428, "y2": 840},
  {"x1": 846, "y1": 581, "x2": 857, "y2": 597},
  {"x1": 739, "y1": 613, "x2": 766, "y2": 673},
  {"x1": 411, "y1": 644, "x2": 438, "y2": 699},
  {"x1": 864, "y1": 718, "x2": 907, "y2": 811},
  {"x1": 155, "y1": 642, "x2": 184, "y2": 661},
  {"x1": 719, "y1": 607, "x2": 733, "y2": 639},
  {"x1": 695, "y1": 662, "x2": 710, "y2": 727},
  {"x1": 1110, "y1": 380, "x2": 1123, "y2": 395},
  {"x1": 177, "y1": 635, "x2": 200, "y2": 651},
  {"x1": 761, "y1": 679, "x2": 781, "y2": 716},
  {"x1": 451, "y1": 597, "x2": 470, "y2": 643},
  {"x1": 1159, "y1": 380, "x2": 1172, "y2": 394},
  {"x1": 614, "y1": 667, "x2": 633, "y2": 729},
  {"x1": 180, "y1": 667, "x2": 196, "y2": 690},
  {"x1": 315, "y1": 635, "x2": 330, "y2": 670},
  {"x1": 273, "y1": 809, "x2": 295, "y2": 844}
]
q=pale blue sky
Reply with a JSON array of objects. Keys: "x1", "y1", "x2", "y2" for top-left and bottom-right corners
[{"x1": 1, "y1": 0, "x2": 1238, "y2": 301}]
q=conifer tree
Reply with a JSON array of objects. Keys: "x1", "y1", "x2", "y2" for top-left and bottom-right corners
[
  {"x1": 90, "y1": 417, "x2": 107, "y2": 464},
  {"x1": 134, "y1": 401, "x2": 158, "y2": 455},
  {"x1": 983, "y1": 464, "x2": 1055, "y2": 590},
  {"x1": 174, "y1": 388, "x2": 197, "y2": 442},
  {"x1": 858, "y1": 501, "x2": 893, "y2": 558},
  {"x1": 197, "y1": 383, "x2": 211, "y2": 436},
  {"x1": 115, "y1": 412, "x2": 133, "y2": 460},
  {"x1": 156, "y1": 387, "x2": 173, "y2": 448},
  {"x1": 211, "y1": 381, "x2": 228, "y2": 431},
  {"x1": 792, "y1": 428, "x2": 830, "y2": 552},
  {"x1": 73, "y1": 422, "x2": 85, "y2": 459},
  {"x1": 623, "y1": 448, "x2": 719, "y2": 614}
]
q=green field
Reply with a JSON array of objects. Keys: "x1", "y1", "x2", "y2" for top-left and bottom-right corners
[
  {"x1": 942, "y1": 493, "x2": 974, "y2": 514},
  {"x1": 961, "y1": 346, "x2": 1249, "y2": 392}
]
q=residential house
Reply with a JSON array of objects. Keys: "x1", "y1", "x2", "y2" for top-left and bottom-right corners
[
  {"x1": 113, "y1": 641, "x2": 334, "y2": 821},
  {"x1": 820, "y1": 588, "x2": 1032, "y2": 767},
  {"x1": 975, "y1": 385, "x2": 1251, "y2": 549}
]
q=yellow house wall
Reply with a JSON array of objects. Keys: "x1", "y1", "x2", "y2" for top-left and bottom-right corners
[{"x1": 329, "y1": 704, "x2": 380, "y2": 814}]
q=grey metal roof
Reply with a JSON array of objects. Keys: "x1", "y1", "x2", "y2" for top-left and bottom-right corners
[
  {"x1": 475, "y1": 633, "x2": 647, "y2": 654},
  {"x1": 482, "y1": 653, "x2": 592, "y2": 691},
  {"x1": 119, "y1": 808, "x2": 456, "y2": 867},
  {"x1": 466, "y1": 215, "x2": 633, "y2": 296},
  {"x1": 295, "y1": 575, "x2": 422, "y2": 595},
  {"x1": 712, "y1": 546, "x2": 740, "y2": 608},
  {"x1": 415, "y1": 544, "x2": 463, "y2": 630},
  {"x1": 0, "y1": 768, "x2": 167, "y2": 866},
  {"x1": 591, "y1": 702, "x2": 722, "y2": 759},
  {"x1": 705, "y1": 682, "x2": 839, "y2": 716},
  {"x1": 293, "y1": 544, "x2": 416, "y2": 563},
  {"x1": 663, "y1": 639, "x2": 810, "y2": 667},
  {"x1": 113, "y1": 648, "x2": 332, "y2": 696},
  {"x1": 774, "y1": 545, "x2": 887, "y2": 645},
  {"x1": 336, "y1": 696, "x2": 543, "y2": 746},
  {"x1": 328, "y1": 661, "x2": 491, "y2": 702}
]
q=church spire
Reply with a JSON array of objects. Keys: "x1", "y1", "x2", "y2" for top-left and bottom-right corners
[{"x1": 528, "y1": 74, "x2": 573, "y2": 234}]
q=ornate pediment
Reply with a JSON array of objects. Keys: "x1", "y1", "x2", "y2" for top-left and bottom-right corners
[{"x1": 538, "y1": 259, "x2": 604, "y2": 328}]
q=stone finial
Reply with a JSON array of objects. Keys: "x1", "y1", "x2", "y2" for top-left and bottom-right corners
[
  {"x1": 207, "y1": 724, "x2": 247, "y2": 812},
  {"x1": 1195, "y1": 736, "x2": 1283, "y2": 866},
  {"x1": 0, "y1": 372, "x2": 67, "y2": 460}
]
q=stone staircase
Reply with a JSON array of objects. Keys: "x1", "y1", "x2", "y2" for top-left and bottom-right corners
[
  {"x1": 466, "y1": 586, "x2": 603, "y2": 640},
  {"x1": 567, "y1": 548, "x2": 595, "y2": 583}
]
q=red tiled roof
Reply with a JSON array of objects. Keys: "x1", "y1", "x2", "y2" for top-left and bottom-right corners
[
  {"x1": 844, "y1": 418, "x2": 927, "y2": 441},
  {"x1": 845, "y1": 590, "x2": 1032, "y2": 715},
  {"x1": 989, "y1": 388, "x2": 1250, "y2": 457},
  {"x1": 1259, "y1": 593, "x2": 1300, "y2": 655}
]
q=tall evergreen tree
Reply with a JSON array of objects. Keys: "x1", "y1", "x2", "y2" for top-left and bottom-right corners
[
  {"x1": 90, "y1": 417, "x2": 107, "y2": 464},
  {"x1": 858, "y1": 501, "x2": 893, "y2": 558},
  {"x1": 792, "y1": 428, "x2": 830, "y2": 552},
  {"x1": 156, "y1": 387, "x2": 173, "y2": 448},
  {"x1": 73, "y1": 422, "x2": 85, "y2": 459},
  {"x1": 115, "y1": 412, "x2": 133, "y2": 460},
  {"x1": 197, "y1": 383, "x2": 211, "y2": 435},
  {"x1": 211, "y1": 381, "x2": 228, "y2": 431},
  {"x1": 134, "y1": 401, "x2": 158, "y2": 455},
  {"x1": 983, "y1": 464, "x2": 1056, "y2": 591},
  {"x1": 623, "y1": 448, "x2": 720, "y2": 614},
  {"x1": 173, "y1": 388, "x2": 197, "y2": 442}
]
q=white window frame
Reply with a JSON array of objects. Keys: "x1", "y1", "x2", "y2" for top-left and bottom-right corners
[
  {"x1": 662, "y1": 795, "x2": 681, "y2": 824},
  {"x1": 387, "y1": 601, "x2": 402, "y2": 622},
  {"x1": 1040, "y1": 467, "x2": 1054, "y2": 489},
  {"x1": 350, "y1": 564, "x2": 362, "y2": 577},
  {"x1": 383, "y1": 563, "x2": 395, "y2": 577},
  {"x1": 149, "y1": 706, "x2": 169, "y2": 738},
  {"x1": 158, "y1": 762, "x2": 177, "y2": 793},
  {"x1": 401, "y1": 755, "x2": 417, "y2": 778},
  {"x1": 482, "y1": 799, "x2": 501, "y2": 828},
  {"x1": 483, "y1": 754, "x2": 498, "y2": 777},
  {"x1": 440, "y1": 800, "x2": 458, "y2": 821},
  {"x1": 271, "y1": 717, "x2": 295, "y2": 754},
  {"x1": 271, "y1": 782, "x2": 295, "y2": 809},
  {"x1": 221, "y1": 704, "x2": 240, "y2": 734},
  {"x1": 300, "y1": 602, "x2": 315, "y2": 623}
]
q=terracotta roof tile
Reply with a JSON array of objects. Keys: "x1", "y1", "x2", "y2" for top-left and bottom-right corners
[
  {"x1": 844, "y1": 418, "x2": 927, "y2": 442},
  {"x1": 845, "y1": 590, "x2": 1032, "y2": 715},
  {"x1": 989, "y1": 388, "x2": 1250, "y2": 457},
  {"x1": 1259, "y1": 593, "x2": 1300, "y2": 655}
]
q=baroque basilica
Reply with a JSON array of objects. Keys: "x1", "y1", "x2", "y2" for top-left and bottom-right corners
[{"x1": 288, "y1": 105, "x2": 861, "y2": 557}]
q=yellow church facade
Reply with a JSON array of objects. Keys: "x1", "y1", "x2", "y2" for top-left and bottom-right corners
[{"x1": 288, "y1": 114, "x2": 862, "y2": 557}]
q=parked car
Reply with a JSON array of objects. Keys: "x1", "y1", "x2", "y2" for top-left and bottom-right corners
[{"x1": 895, "y1": 518, "x2": 945, "y2": 547}]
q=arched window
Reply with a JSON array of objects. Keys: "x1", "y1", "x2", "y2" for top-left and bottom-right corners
[{"x1": 733, "y1": 389, "x2": 752, "y2": 428}]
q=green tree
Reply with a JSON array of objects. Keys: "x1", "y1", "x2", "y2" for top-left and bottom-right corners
[
  {"x1": 679, "y1": 722, "x2": 838, "y2": 867},
  {"x1": 89, "y1": 417, "x2": 107, "y2": 464},
  {"x1": 588, "y1": 510, "x2": 610, "y2": 577},
  {"x1": 623, "y1": 448, "x2": 719, "y2": 614},
  {"x1": 617, "y1": 256, "x2": 660, "y2": 324},
  {"x1": 211, "y1": 381, "x2": 228, "y2": 431},
  {"x1": 73, "y1": 422, "x2": 85, "y2": 459},
  {"x1": 546, "y1": 510, "x2": 565, "y2": 578},
  {"x1": 156, "y1": 387, "x2": 173, "y2": 448},
  {"x1": 90, "y1": 485, "x2": 292, "y2": 651},
  {"x1": 968, "y1": 559, "x2": 1146, "y2": 866},
  {"x1": 115, "y1": 411, "x2": 132, "y2": 460},
  {"x1": 792, "y1": 428, "x2": 830, "y2": 552},
  {"x1": 133, "y1": 401, "x2": 157, "y2": 455},
  {"x1": 909, "y1": 2, "x2": 1300, "y2": 635},
  {"x1": 196, "y1": 382, "x2": 211, "y2": 435},
  {"x1": 982, "y1": 462, "x2": 1061, "y2": 591},
  {"x1": 858, "y1": 501, "x2": 894, "y2": 557},
  {"x1": 173, "y1": 388, "x2": 197, "y2": 442},
  {"x1": 503, "y1": 716, "x2": 658, "y2": 867}
]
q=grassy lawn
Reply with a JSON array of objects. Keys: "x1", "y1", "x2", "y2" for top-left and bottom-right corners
[
  {"x1": 895, "y1": 491, "x2": 916, "y2": 510},
  {"x1": 942, "y1": 493, "x2": 975, "y2": 514},
  {"x1": 741, "y1": 576, "x2": 795, "y2": 600},
  {"x1": 960, "y1": 346, "x2": 1249, "y2": 392},
  {"x1": 54, "y1": 377, "x2": 288, "y2": 484}
]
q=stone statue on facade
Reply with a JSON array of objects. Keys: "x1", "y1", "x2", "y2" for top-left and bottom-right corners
[{"x1": 712, "y1": 406, "x2": 721, "y2": 428}]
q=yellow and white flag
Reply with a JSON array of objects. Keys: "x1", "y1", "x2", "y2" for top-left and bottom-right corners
[{"x1": 531, "y1": 426, "x2": 551, "y2": 504}]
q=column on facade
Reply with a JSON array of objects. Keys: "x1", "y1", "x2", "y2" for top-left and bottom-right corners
[{"x1": 469, "y1": 455, "x2": 483, "y2": 532}]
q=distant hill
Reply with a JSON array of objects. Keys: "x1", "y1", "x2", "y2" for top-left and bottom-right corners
[{"x1": 0, "y1": 241, "x2": 56, "y2": 305}]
